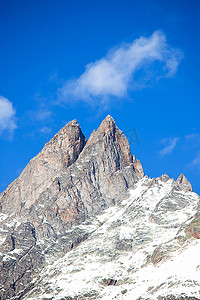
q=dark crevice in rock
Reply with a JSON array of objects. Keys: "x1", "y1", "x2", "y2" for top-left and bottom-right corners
[{"x1": 11, "y1": 234, "x2": 15, "y2": 251}]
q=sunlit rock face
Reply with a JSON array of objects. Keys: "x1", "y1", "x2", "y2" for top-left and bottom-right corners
[
  {"x1": 0, "y1": 119, "x2": 87, "y2": 214},
  {"x1": 1, "y1": 116, "x2": 200, "y2": 300},
  {"x1": 176, "y1": 173, "x2": 193, "y2": 192}
]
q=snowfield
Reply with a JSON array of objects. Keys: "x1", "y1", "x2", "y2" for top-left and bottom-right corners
[{"x1": 25, "y1": 176, "x2": 200, "y2": 299}]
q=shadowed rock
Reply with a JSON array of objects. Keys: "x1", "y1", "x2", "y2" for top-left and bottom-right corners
[{"x1": 0, "y1": 222, "x2": 44, "y2": 300}]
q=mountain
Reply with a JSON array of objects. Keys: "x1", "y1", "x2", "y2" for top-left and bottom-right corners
[{"x1": 0, "y1": 116, "x2": 200, "y2": 300}]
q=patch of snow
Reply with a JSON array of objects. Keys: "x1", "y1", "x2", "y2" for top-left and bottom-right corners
[
  {"x1": 2, "y1": 254, "x2": 16, "y2": 262},
  {"x1": 0, "y1": 235, "x2": 7, "y2": 246},
  {"x1": 8, "y1": 248, "x2": 23, "y2": 255},
  {"x1": 0, "y1": 213, "x2": 8, "y2": 222}
]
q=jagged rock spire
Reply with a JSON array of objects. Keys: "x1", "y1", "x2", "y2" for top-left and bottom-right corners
[
  {"x1": 87, "y1": 114, "x2": 133, "y2": 168},
  {"x1": 0, "y1": 115, "x2": 141, "y2": 219},
  {"x1": 176, "y1": 173, "x2": 193, "y2": 191},
  {"x1": 0, "y1": 119, "x2": 86, "y2": 212}
]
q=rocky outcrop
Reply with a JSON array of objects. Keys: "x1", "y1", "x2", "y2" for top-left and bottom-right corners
[
  {"x1": 0, "y1": 222, "x2": 44, "y2": 299},
  {"x1": 133, "y1": 155, "x2": 144, "y2": 179},
  {"x1": 159, "y1": 173, "x2": 171, "y2": 183},
  {"x1": 176, "y1": 173, "x2": 193, "y2": 192},
  {"x1": 102, "y1": 278, "x2": 118, "y2": 286},
  {"x1": 185, "y1": 212, "x2": 200, "y2": 239}
]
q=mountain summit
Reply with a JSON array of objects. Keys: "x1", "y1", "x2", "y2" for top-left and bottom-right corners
[{"x1": 0, "y1": 116, "x2": 200, "y2": 300}]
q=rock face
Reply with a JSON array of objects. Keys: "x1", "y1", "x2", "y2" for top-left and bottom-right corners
[
  {"x1": 0, "y1": 222, "x2": 44, "y2": 299},
  {"x1": 176, "y1": 173, "x2": 193, "y2": 192},
  {"x1": 132, "y1": 154, "x2": 144, "y2": 179},
  {"x1": 0, "y1": 115, "x2": 199, "y2": 300},
  {"x1": 0, "y1": 119, "x2": 86, "y2": 214}
]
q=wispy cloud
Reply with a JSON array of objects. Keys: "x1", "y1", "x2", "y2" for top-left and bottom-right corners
[
  {"x1": 59, "y1": 30, "x2": 183, "y2": 106},
  {"x1": 35, "y1": 108, "x2": 52, "y2": 122},
  {"x1": 185, "y1": 133, "x2": 200, "y2": 145},
  {"x1": 40, "y1": 126, "x2": 52, "y2": 134},
  {"x1": 0, "y1": 96, "x2": 17, "y2": 138},
  {"x1": 184, "y1": 134, "x2": 200, "y2": 169},
  {"x1": 187, "y1": 152, "x2": 200, "y2": 170},
  {"x1": 159, "y1": 137, "x2": 179, "y2": 156},
  {"x1": 27, "y1": 94, "x2": 52, "y2": 125}
]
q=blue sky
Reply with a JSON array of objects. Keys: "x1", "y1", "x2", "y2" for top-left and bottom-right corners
[{"x1": 0, "y1": 0, "x2": 200, "y2": 194}]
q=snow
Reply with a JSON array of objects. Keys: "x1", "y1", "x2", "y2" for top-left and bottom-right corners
[
  {"x1": 123, "y1": 239, "x2": 200, "y2": 299},
  {"x1": 26, "y1": 177, "x2": 200, "y2": 299},
  {"x1": 2, "y1": 254, "x2": 16, "y2": 262},
  {"x1": 0, "y1": 213, "x2": 8, "y2": 222},
  {"x1": 5, "y1": 218, "x2": 21, "y2": 228},
  {"x1": 8, "y1": 248, "x2": 23, "y2": 255},
  {"x1": 0, "y1": 235, "x2": 7, "y2": 246}
]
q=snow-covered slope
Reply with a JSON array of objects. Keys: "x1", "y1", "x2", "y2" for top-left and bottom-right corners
[{"x1": 25, "y1": 176, "x2": 200, "y2": 300}]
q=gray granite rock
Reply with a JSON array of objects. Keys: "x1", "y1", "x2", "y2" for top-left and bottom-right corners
[{"x1": 0, "y1": 222, "x2": 44, "y2": 299}]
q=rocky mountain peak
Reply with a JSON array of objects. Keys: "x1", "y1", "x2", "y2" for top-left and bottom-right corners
[
  {"x1": 83, "y1": 115, "x2": 133, "y2": 170},
  {"x1": 69, "y1": 119, "x2": 78, "y2": 125},
  {"x1": 1, "y1": 116, "x2": 199, "y2": 300},
  {"x1": 44, "y1": 118, "x2": 86, "y2": 166},
  {"x1": 101, "y1": 114, "x2": 115, "y2": 123},
  {"x1": 158, "y1": 173, "x2": 171, "y2": 182},
  {"x1": 88, "y1": 115, "x2": 116, "y2": 140},
  {"x1": 98, "y1": 114, "x2": 116, "y2": 132},
  {"x1": 0, "y1": 119, "x2": 86, "y2": 213},
  {"x1": 176, "y1": 173, "x2": 193, "y2": 191}
]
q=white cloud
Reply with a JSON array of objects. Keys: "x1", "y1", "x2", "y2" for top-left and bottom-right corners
[
  {"x1": 159, "y1": 137, "x2": 179, "y2": 156},
  {"x1": 59, "y1": 30, "x2": 183, "y2": 105},
  {"x1": 0, "y1": 96, "x2": 17, "y2": 137}
]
